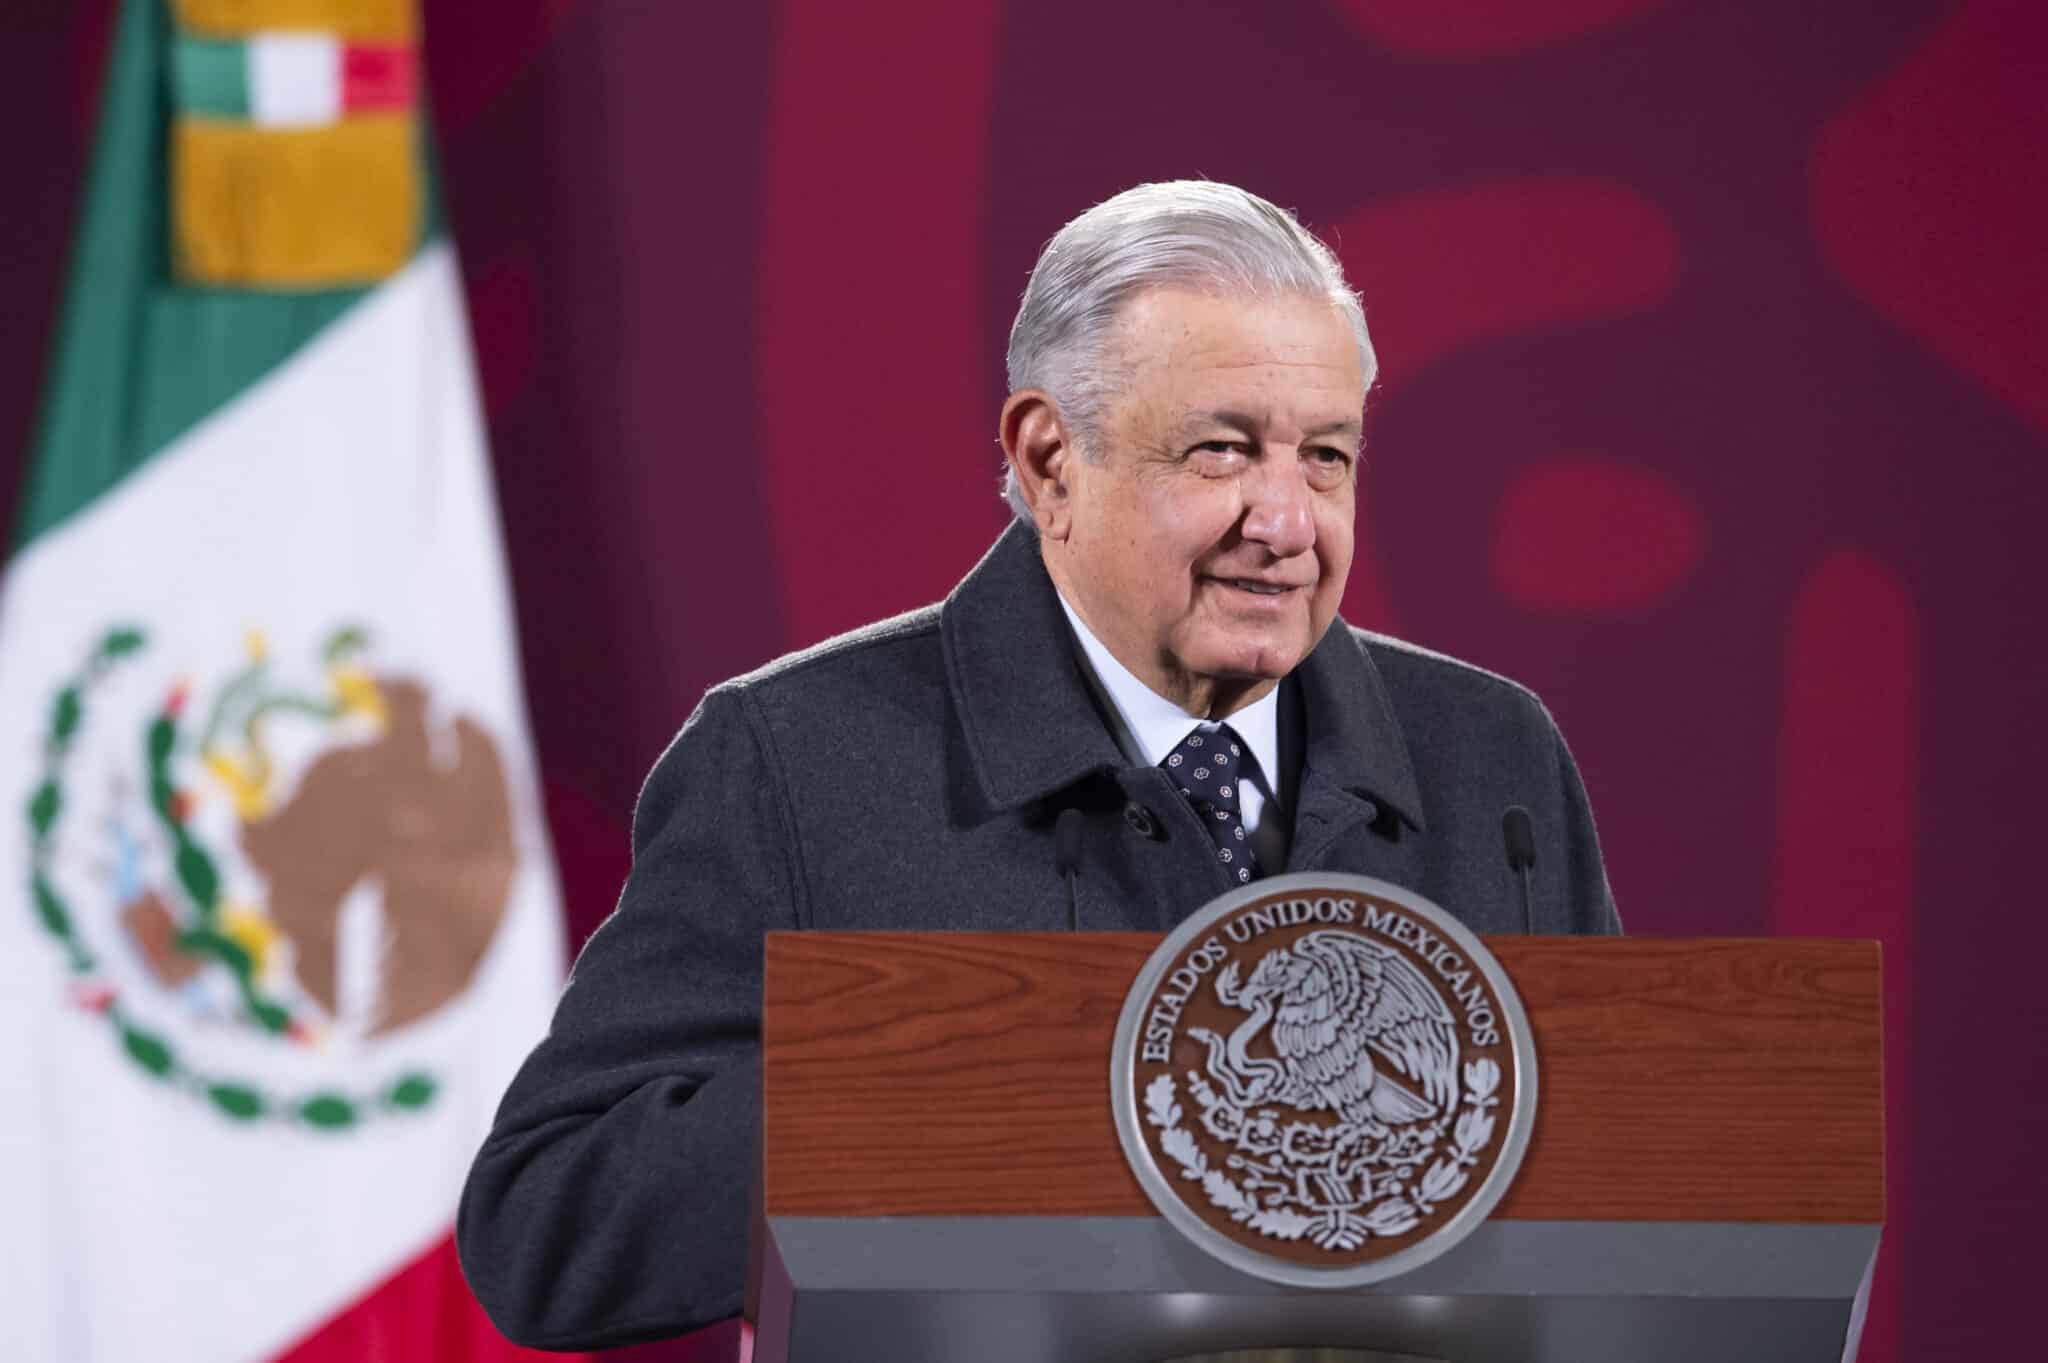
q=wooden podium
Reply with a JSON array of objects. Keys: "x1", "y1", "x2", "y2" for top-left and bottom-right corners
[{"x1": 751, "y1": 933, "x2": 1882, "y2": 1363}]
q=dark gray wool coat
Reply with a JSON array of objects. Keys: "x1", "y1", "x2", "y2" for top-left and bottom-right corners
[{"x1": 457, "y1": 521, "x2": 1620, "y2": 1351}]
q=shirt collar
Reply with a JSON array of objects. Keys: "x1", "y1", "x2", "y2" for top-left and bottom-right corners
[{"x1": 1054, "y1": 591, "x2": 1283, "y2": 799}]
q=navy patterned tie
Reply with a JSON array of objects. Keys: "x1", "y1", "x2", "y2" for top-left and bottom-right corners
[{"x1": 1163, "y1": 724, "x2": 1262, "y2": 884}]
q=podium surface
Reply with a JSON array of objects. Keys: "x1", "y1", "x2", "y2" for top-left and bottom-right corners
[{"x1": 753, "y1": 933, "x2": 1880, "y2": 1363}]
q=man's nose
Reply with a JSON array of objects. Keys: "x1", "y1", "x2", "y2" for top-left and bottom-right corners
[{"x1": 1239, "y1": 456, "x2": 1316, "y2": 556}]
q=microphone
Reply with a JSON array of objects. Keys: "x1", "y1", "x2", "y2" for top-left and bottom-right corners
[
  {"x1": 1502, "y1": 806, "x2": 1536, "y2": 933},
  {"x1": 1054, "y1": 808, "x2": 1084, "y2": 931}
]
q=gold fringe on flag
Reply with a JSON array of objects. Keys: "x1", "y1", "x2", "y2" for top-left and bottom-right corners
[
  {"x1": 171, "y1": 0, "x2": 419, "y2": 288},
  {"x1": 175, "y1": 0, "x2": 414, "y2": 42},
  {"x1": 173, "y1": 116, "x2": 419, "y2": 289}
]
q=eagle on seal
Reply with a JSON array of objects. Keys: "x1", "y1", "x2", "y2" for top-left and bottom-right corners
[{"x1": 1193, "y1": 929, "x2": 1459, "y2": 1126}]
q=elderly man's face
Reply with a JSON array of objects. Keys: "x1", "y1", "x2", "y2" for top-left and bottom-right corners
[{"x1": 1042, "y1": 288, "x2": 1364, "y2": 717}]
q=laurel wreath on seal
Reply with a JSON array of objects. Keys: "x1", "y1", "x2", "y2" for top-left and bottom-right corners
[
  {"x1": 1145, "y1": 1057, "x2": 1502, "y2": 1247},
  {"x1": 23, "y1": 626, "x2": 438, "y2": 1130}
]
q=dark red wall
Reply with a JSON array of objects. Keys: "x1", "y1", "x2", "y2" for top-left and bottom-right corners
[{"x1": 6, "y1": 3, "x2": 2044, "y2": 1360}]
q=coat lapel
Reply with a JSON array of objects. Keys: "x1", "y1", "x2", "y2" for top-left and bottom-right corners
[
  {"x1": 1287, "y1": 621, "x2": 1426, "y2": 870},
  {"x1": 940, "y1": 522, "x2": 1124, "y2": 816}
]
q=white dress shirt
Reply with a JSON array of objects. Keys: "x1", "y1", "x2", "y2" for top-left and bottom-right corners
[{"x1": 1055, "y1": 592, "x2": 1289, "y2": 872}]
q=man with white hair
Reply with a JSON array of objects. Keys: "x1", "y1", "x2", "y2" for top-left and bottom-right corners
[{"x1": 458, "y1": 181, "x2": 1620, "y2": 1350}]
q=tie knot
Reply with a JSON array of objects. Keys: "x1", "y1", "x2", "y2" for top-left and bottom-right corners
[{"x1": 1163, "y1": 724, "x2": 1247, "y2": 814}]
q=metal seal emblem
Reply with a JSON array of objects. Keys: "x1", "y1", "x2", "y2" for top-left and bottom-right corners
[{"x1": 1111, "y1": 873, "x2": 1538, "y2": 1286}]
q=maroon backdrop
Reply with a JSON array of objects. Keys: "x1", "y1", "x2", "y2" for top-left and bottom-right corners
[{"x1": 5, "y1": 3, "x2": 2045, "y2": 1360}]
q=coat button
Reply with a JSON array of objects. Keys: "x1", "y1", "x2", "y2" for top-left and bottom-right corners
[
  {"x1": 1359, "y1": 800, "x2": 1379, "y2": 826},
  {"x1": 1123, "y1": 803, "x2": 1159, "y2": 839}
]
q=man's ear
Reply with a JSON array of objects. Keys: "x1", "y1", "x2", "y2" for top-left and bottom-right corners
[{"x1": 1000, "y1": 390, "x2": 1076, "y2": 540}]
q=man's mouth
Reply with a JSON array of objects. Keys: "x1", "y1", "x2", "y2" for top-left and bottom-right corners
[{"x1": 1213, "y1": 578, "x2": 1299, "y2": 596}]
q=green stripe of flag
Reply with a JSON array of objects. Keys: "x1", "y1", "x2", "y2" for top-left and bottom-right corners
[
  {"x1": 13, "y1": 0, "x2": 443, "y2": 554},
  {"x1": 168, "y1": 35, "x2": 250, "y2": 119}
]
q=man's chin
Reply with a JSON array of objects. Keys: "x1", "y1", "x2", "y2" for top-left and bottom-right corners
[{"x1": 1186, "y1": 637, "x2": 1306, "y2": 688}]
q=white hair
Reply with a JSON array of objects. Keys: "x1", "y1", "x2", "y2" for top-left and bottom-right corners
[{"x1": 1002, "y1": 180, "x2": 1374, "y2": 519}]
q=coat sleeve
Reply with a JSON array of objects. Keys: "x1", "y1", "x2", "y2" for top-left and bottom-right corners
[
  {"x1": 1547, "y1": 708, "x2": 1622, "y2": 936},
  {"x1": 457, "y1": 686, "x2": 803, "y2": 1350}
]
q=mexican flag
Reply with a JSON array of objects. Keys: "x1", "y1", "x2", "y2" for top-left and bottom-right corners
[{"x1": 0, "y1": 1, "x2": 571, "y2": 1359}]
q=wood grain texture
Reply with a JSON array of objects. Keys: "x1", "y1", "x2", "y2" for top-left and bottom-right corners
[{"x1": 762, "y1": 933, "x2": 1881, "y2": 1223}]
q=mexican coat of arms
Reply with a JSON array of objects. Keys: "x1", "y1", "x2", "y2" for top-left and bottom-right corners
[{"x1": 1112, "y1": 873, "x2": 1536, "y2": 1286}]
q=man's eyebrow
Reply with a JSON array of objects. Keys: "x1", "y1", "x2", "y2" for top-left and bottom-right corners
[
  {"x1": 1182, "y1": 409, "x2": 1262, "y2": 435},
  {"x1": 1181, "y1": 410, "x2": 1362, "y2": 439}
]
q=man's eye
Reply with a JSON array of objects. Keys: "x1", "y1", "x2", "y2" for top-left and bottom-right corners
[
  {"x1": 1305, "y1": 447, "x2": 1358, "y2": 487},
  {"x1": 1187, "y1": 440, "x2": 1248, "y2": 469}
]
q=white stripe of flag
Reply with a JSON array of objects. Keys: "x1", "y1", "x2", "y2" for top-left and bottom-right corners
[{"x1": 248, "y1": 33, "x2": 342, "y2": 128}]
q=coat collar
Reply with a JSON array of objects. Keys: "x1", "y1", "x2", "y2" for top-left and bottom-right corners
[{"x1": 940, "y1": 521, "x2": 1425, "y2": 830}]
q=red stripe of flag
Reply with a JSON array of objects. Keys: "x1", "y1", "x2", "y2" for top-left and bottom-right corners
[
  {"x1": 272, "y1": 1232, "x2": 587, "y2": 1363},
  {"x1": 342, "y1": 43, "x2": 417, "y2": 113}
]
